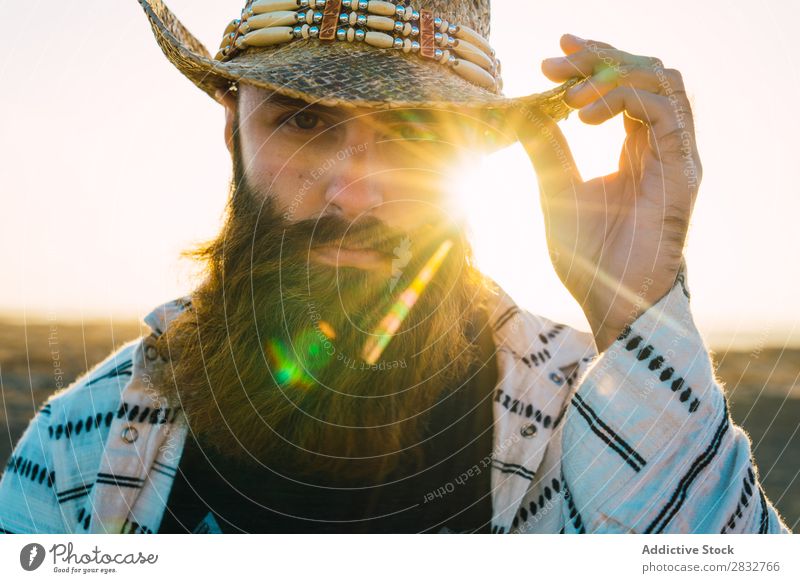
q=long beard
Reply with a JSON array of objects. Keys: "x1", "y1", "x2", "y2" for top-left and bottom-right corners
[{"x1": 154, "y1": 168, "x2": 492, "y2": 484}]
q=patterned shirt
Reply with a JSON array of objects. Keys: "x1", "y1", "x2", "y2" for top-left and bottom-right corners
[{"x1": 0, "y1": 274, "x2": 791, "y2": 534}]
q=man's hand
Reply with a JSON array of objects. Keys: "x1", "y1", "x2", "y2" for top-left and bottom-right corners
[{"x1": 511, "y1": 33, "x2": 702, "y2": 351}]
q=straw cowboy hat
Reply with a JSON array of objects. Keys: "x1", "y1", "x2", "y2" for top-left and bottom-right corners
[{"x1": 138, "y1": 0, "x2": 578, "y2": 142}]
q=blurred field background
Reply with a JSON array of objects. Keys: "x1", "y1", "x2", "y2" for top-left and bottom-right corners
[{"x1": 1, "y1": 318, "x2": 797, "y2": 531}]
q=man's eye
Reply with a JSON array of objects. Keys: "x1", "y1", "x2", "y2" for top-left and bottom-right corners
[
  {"x1": 393, "y1": 124, "x2": 442, "y2": 142},
  {"x1": 287, "y1": 111, "x2": 322, "y2": 130}
]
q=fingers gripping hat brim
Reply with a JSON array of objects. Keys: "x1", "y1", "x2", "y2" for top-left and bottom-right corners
[{"x1": 138, "y1": 0, "x2": 578, "y2": 136}]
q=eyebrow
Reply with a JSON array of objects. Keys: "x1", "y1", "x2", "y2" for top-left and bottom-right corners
[{"x1": 253, "y1": 93, "x2": 341, "y2": 116}]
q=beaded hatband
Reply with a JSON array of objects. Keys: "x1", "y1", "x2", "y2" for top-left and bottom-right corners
[{"x1": 216, "y1": 0, "x2": 503, "y2": 93}]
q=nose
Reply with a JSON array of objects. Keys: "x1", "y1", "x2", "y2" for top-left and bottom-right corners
[{"x1": 323, "y1": 123, "x2": 386, "y2": 221}]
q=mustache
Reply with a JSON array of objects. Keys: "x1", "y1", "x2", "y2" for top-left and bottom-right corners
[{"x1": 278, "y1": 212, "x2": 413, "y2": 258}]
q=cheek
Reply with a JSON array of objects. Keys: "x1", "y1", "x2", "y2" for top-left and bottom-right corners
[
  {"x1": 375, "y1": 171, "x2": 454, "y2": 233},
  {"x1": 241, "y1": 141, "x2": 323, "y2": 218}
]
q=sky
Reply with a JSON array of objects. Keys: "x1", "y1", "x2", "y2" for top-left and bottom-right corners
[{"x1": 0, "y1": 0, "x2": 799, "y2": 349}]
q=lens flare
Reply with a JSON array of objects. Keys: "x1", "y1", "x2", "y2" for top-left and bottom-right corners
[
  {"x1": 361, "y1": 237, "x2": 454, "y2": 364},
  {"x1": 265, "y1": 326, "x2": 336, "y2": 389},
  {"x1": 318, "y1": 319, "x2": 336, "y2": 340}
]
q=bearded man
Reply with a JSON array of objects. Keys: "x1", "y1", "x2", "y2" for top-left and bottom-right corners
[{"x1": 0, "y1": 0, "x2": 790, "y2": 535}]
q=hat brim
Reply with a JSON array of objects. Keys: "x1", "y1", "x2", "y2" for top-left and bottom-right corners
[{"x1": 139, "y1": 0, "x2": 578, "y2": 147}]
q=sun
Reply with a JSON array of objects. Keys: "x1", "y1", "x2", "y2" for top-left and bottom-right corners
[{"x1": 445, "y1": 142, "x2": 591, "y2": 331}]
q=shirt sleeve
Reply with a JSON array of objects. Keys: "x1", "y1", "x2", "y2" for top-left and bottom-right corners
[
  {"x1": 0, "y1": 404, "x2": 68, "y2": 534},
  {"x1": 560, "y1": 269, "x2": 792, "y2": 534}
]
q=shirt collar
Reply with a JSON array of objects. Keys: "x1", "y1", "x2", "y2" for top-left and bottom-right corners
[{"x1": 143, "y1": 296, "x2": 193, "y2": 336}]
